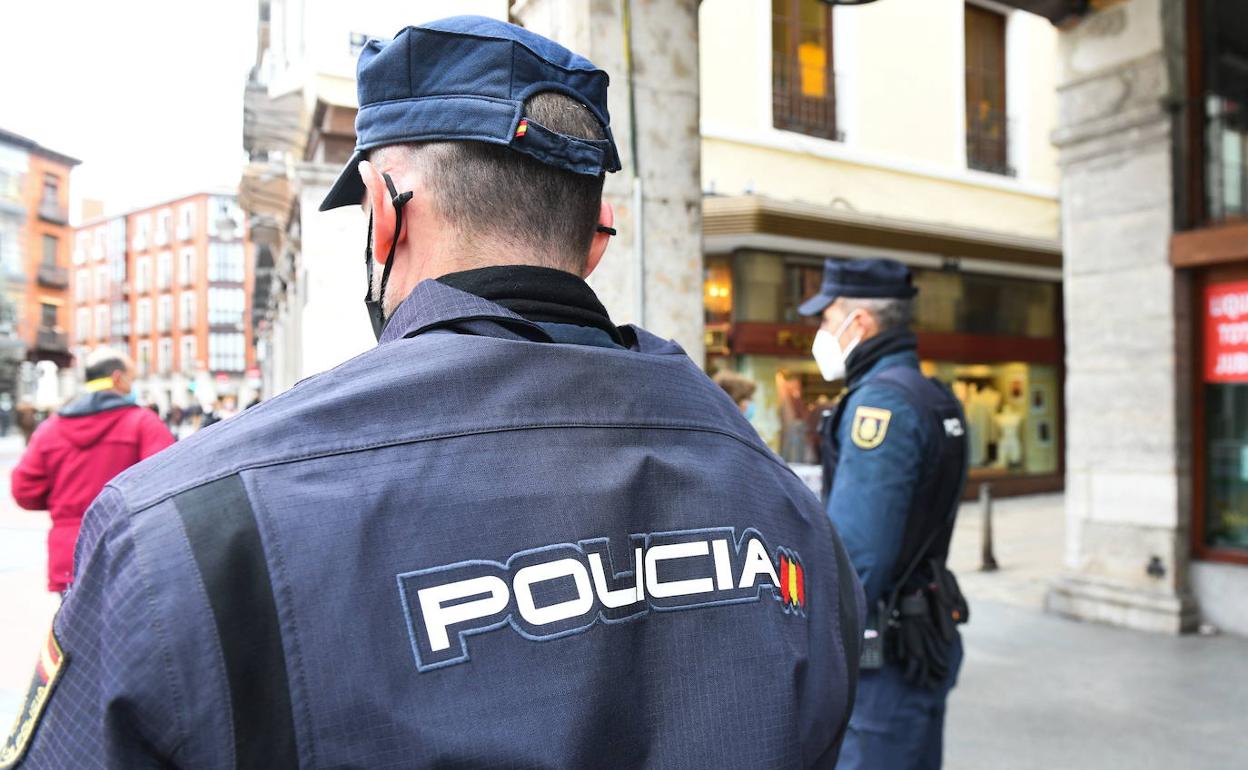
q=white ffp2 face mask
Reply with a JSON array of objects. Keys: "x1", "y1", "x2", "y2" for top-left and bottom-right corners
[{"x1": 812, "y1": 311, "x2": 863, "y2": 382}]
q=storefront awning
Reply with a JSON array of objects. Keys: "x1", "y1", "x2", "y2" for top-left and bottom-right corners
[{"x1": 703, "y1": 195, "x2": 1062, "y2": 276}]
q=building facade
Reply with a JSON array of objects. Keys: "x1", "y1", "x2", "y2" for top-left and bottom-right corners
[
  {"x1": 241, "y1": 0, "x2": 510, "y2": 398},
  {"x1": 698, "y1": 0, "x2": 1064, "y2": 497},
  {"x1": 71, "y1": 193, "x2": 256, "y2": 411},
  {"x1": 0, "y1": 128, "x2": 80, "y2": 406}
]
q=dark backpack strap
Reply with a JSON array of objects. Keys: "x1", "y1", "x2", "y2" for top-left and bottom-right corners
[{"x1": 173, "y1": 475, "x2": 299, "y2": 769}]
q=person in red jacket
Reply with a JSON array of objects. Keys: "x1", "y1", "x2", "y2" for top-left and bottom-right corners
[{"x1": 11, "y1": 348, "x2": 174, "y2": 593}]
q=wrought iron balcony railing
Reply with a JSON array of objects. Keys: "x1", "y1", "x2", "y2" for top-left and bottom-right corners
[{"x1": 36, "y1": 264, "x2": 69, "y2": 289}]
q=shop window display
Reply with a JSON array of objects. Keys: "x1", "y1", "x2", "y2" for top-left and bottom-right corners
[
  {"x1": 924, "y1": 361, "x2": 1059, "y2": 477},
  {"x1": 715, "y1": 252, "x2": 1062, "y2": 479}
]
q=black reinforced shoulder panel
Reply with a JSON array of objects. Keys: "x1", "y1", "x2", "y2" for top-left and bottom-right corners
[{"x1": 173, "y1": 474, "x2": 298, "y2": 769}]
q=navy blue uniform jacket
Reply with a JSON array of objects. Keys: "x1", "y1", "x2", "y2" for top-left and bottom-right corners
[{"x1": 16, "y1": 281, "x2": 864, "y2": 769}]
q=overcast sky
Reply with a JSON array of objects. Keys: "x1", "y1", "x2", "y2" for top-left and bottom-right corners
[{"x1": 0, "y1": 0, "x2": 257, "y2": 221}]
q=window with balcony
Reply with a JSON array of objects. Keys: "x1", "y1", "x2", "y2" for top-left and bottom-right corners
[
  {"x1": 155, "y1": 210, "x2": 172, "y2": 246},
  {"x1": 95, "y1": 305, "x2": 108, "y2": 339},
  {"x1": 178, "y1": 204, "x2": 195, "y2": 242},
  {"x1": 133, "y1": 216, "x2": 151, "y2": 252},
  {"x1": 75, "y1": 271, "x2": 89, "y2": 303},
  {"x1": 158, "y1": 295, "x2": 173, "y2": 333},
  {"x1": 111, "y1": 301, "x2": 130, "y2": 337},
  {"x1": 41, "y1": 303, "x2": 58, "y2": 329},
  {"x1": 965, "y1": 4, "x2": 1011, "y2": 176},
  {"x1": 76, "y1": 308, "x2": 89, "y2": 343},
  {"x1": 157, "y1": 252, "x2": 173, "y2": 290},
  {"x1": 209, "y1": 288, "x2": 246, "y2": 327},
  {"x1": 42, "y1": 235, "x2": 58, "y2": 267},
  {"x1": 209, "y1": 332, "x2": 246, "y2": 372},
  {"x1": 136, "y1": 257, "x2": 151, "y2": 293},
  {"x1": 180, "y1": 293, "x2": 196, "y2": 330},
  {"x1": 159, "y1": 337, "x2": 173, "y2": 374},
  {"x1": 180, "y1": 248, "x2": 196, "y2": 286},
  {"x1": 39, "y1": 175, "x2": 66, "y2": 224},
  {"x1": 181, "y1": 336, "x2": 197, "y2": 373},
  {"x1": 137, "y1": 340, "x2": 151, "y2": 377},
  {"x1": 772, "y1": 0, "x2": 838, "y2": 141},
  {"x1": 209, "y1": 243, "x2": 245, "y2": 283},
  {"x1": 73, "y1": 234, "x2": 88, "y2": 266},
  {"x1": 136, "y1": 298, "x2": 151, "y2": 334}
]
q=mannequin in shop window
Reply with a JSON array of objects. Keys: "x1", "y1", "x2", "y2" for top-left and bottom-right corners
[{"x1": 776, "y1": 369, "x2": 813, "y2": 464}]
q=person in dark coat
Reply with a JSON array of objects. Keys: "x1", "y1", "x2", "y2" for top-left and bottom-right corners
[
  {"x1": 8, "y1": 18, "x2": 863, "y2": 769},
  {"x1": 801, "y1": 259, "x2": 969, "y2": 770}
]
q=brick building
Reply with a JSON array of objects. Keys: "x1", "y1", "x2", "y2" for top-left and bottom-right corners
[
  {"x1": 71, "y1": 192, "x2": 256, "y2": 412},
  {"x1": 0, "y1": 127, "x2": 80, "y2": 404}
]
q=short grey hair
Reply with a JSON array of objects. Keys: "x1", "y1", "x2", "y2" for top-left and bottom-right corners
[
  {"x1": 372, "y1": 91, "x2": 607, "y2": 272},
  {"x1": 84, "y1": 347, "x2": 130, "y2": 381},
  {"x1": 842, "y1": 297, "x2": 914, "y2": 333}
]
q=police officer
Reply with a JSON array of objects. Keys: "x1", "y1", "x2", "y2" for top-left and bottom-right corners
[
  {"x1": 5, "y1": 17, "x2": 864, "y2": 769},
  {"x1": 800, "y1": 258, "x2": 969, "y2": 770}
]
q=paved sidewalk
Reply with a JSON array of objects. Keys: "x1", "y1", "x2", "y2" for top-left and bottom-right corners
[
  {"x1": 944, "y1": 492, "x2": 1247, "y2": 768},
  {"x1": 0, "y1": 434, "x2": 59, "y2": 725},
  {"x1": 948, "y1": 492, "x2": 1065, "y2": 610},
  {"x1": 947, "y1": 599, "x2": 1247, "y2": 769}
]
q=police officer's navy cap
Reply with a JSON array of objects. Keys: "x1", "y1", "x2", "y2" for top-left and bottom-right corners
[
  {"x1": 798, "y1": 257, "x2": 919, "y2": 317},
  {"x1": 319, "y1": 16, "x2": 623, "y2": 212}
]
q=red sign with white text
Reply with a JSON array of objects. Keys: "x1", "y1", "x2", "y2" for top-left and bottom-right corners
[{"x1": 1205, "y1": 280, "x2": 1248, "y2": 383}]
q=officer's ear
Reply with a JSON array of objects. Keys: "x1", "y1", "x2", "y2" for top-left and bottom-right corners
[
  {"x1": 359, "y1": 160, "x2": 402, "y2": 263},
  {"x1": 583, "y1": 201, "x2": 614, "y2": 279},
  {"x1": 854, "y1": 308, "x2": 880, "y2": 340}
]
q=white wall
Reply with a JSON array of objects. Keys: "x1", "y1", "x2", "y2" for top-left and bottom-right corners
[{"x1": 296, "y1": 177, "x2": 375, "y2": 381}]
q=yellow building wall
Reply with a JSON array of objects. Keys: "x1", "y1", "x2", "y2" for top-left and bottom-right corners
[{"x1": 699, "y1": 0, "x2": 1061, "y2": 241}]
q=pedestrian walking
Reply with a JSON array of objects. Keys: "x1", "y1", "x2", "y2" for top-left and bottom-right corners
[
  {"x1": 0, "y1": 392, "x2": 13, "y2": 437},
  {"x1": 4, "y1": 17, "x2": 863, "y2": 769},
  {"x1": 9, "y1": 348, "x2": 174, "y2": 596},
  {"x1": 801, "y1": 258, "x2": 970, "y2": 770},
  {"x1": 15, "y1": 396, "x2": 37, "y2": 445},
  {"x1": 713, "y1": 369, "x2": 758, "y2": 419}
]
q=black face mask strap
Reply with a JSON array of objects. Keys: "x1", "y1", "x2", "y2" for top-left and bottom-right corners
[
  {"x1": 364, "y1": 212, "x2": 376, "y2": 301},
  {"x1": 365, "y1": 173, "x2": 414, "y2": 340},
  {"x1": 374, "y1": 173, "x2": 413, "y2": 302}
]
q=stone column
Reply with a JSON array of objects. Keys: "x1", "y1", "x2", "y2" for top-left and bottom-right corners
[
  {"x1": 513, "y1": 0, "x2": 705, "y2": 364},
  {"x1": 1045, "y1": 0, "x2": 1197, "y2": 633}
]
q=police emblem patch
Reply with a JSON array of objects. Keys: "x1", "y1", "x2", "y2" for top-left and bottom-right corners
[
  {"x1": 851, "y1": 406, "x2": 892, "y2": 450},
  {"x1": 0, "y1": 629, "x2": 66, "y2": 768}
]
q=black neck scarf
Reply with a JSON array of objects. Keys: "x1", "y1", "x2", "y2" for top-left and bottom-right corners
[
  {"x1": 845, "y1": 328, "x2": 918, "y2": 388},
  {"x1": 436, "y1": 265, "x2": 625, "y2": 346}
]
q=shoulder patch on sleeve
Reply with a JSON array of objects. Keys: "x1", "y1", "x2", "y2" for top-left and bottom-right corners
[
  {"x1": 0, "y1": 628, "x2": 67, "y2": 769},
  {"x1": 850, "y1": 405, "x2": 892, "y2": 450}
]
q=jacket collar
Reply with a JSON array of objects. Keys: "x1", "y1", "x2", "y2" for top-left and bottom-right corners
[
  {"x1": 379, "y1": 278, "x2": 684, "y2": 358},
  {"x1": 858, "y1": 349, "x2": 920, "y2": 386},
  {"x1": 378, "y1": 279, "x2": 551, "y2": 345}
]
